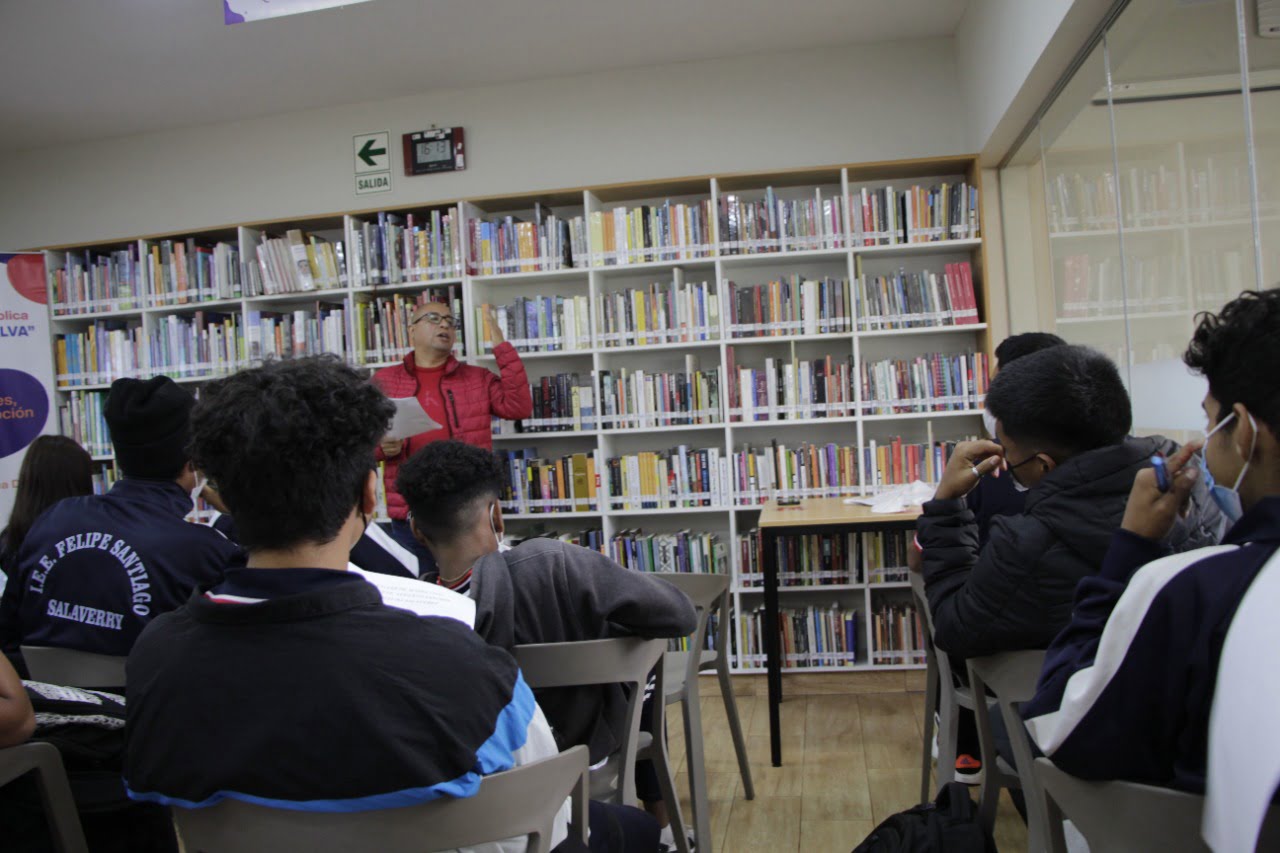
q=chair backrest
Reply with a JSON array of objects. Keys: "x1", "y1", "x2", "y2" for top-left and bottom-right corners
[
  {"x1": 21, "y1": 645, "x2": 127, "y2": 689},
  {"x1": 0, "y1": 742, "x2": 89, "y2": 853},
  {"x1": 1034, "y1": 757, "x2": 1280, "y2": 853},
  {"x1": 651, "y1": 572, "x2": 729, "y2": 685},
  {"x1": 514, "y1": 637, "x2": 665, "y2": 806},
  {"x1": 909, "y1": 573, "x2": 960, "y2": 686},
  {"x1": 173, "y1": 744, "x2": 589, "y2": 853}
]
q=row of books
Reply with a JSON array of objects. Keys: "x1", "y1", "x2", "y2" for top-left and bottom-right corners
[
  {"x1": 610, "y1": 529, "x2": 727, "y2": 575},
  {"x1": 870, "y1": 601, "x2": 926, "y2": 665},
  {"x1": 859, "y1": 351, "x2": 990, "y2": 415},
  {"x1": 596, "y1": 363, "x2": 722, "y2": 430},
  {"x1": 717, "y1": 188, "x2": 848, "y2": 254},
  {"x1": 854, "y1": 263, "x2": 980, "y2": 330},
  {"x1": 508, "y1": 373, "x2": 598, "y2": 434},
  {"x1": 496, "y1": 450, "x2": 599, "y2": 515},
  {"x1": 851, "y1": 183, "x2": 981, "y2": 246},
  {"x1": 736, "y1": 603, "x2": 860, "y2": 669},
  {"x1": 605, "y1": 446, "x2": 731, "y2": 510},
  {"x1": 1047, "y1": 167, "x2": 1180, "y2": 233},
  {"x1": 468, "y1": 210, "x2": 585, "y2": 275},
  {"x1": 247, "y1": 230, "x2": 347, "y2": 296},
  {"x1": 59, "y1": 392, "x2": 112, "y2": 456},
  {"x1": 726, "y1": 276, "x2": 853, "y2": 338},
  {"x1": 588, "y1": 201, "x2": 714, "y2": 266},
  {"x1": 349, "y1": 209, "x2": 463, "y2": 288},
  {"x1": 91, "y1": 462, "x2": 120, "y2": 496},
  {"x1": 737, "y1": 529, "x2": 914, "y2": 587},
  {"x1": 350, "y1": 287, "x2": 464, "y2": 366},
  {"x1": 731, "y1": 442, "x2": 860, "y2": 506},
  {"x1": 863, "y1": 437, "x2": 969, "y2": 490},
  {"x1": 726, "y1": 349, "x2": 856, "y2": 421},
  {"x1": 476, "y1": 295, "x2": 592, "y2": 353},
  {"x1": 50, "y1": 240, "x2": 243, "y2": 315},
  {"x1": 508, "y1": 528, "x2": 608, "y2": 553},
  {"x1": 55, "y1": 323, "x2": 147, "y2": 386},
  {"x1": 148, "y1": 312, "x2": 244, "y2": 379},
  {"x1": 1056, "y1": 253, "x2": 1187, "y2": 318},
  {"x1": 596, "y1": 280, "x2": 720, "y2": 347},
  {"x1": 244, "y1": 307, "x2": 348, "y2": 362}
]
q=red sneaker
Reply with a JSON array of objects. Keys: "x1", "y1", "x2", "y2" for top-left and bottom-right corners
[{"x1": 955, "y1": 753, "x2": 983, "y2": 785}]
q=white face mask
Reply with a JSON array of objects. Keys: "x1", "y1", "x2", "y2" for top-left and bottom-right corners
[
  {"x1": 490, "y1": 503, "x2": 511, "y2": 552},
  {"x1": 982, "y1": 409, "x2": 999, "y2": 440},
  {"x1": 189, "y1": 475, "x2": 208, "y2": 509}
]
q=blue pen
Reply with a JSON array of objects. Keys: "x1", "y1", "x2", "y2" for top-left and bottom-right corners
[{"x1": 1150, "y1": 453, "x2": 1170, "y2": 492}]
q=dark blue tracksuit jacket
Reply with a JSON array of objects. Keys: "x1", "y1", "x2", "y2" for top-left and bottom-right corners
[
  {"x1": 0, "y1": 478, "x2": 239, "y2": 668},
  {"x1": 1022, "y1": 496, "x2": 1280, "y2": 793}
]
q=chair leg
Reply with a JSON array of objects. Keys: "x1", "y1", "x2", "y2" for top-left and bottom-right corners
[
  {"x1": 936, "y1": 683, "x2": 959, "y2": 789},
  {"x1": 683, "y1": 690, "x2": 714, "y2": 853},
  {"x1": 970, "y1": 676, "x2": 1001, "y2": 836},
  {"x1": 921, "y1": 649, "x2": 939, "y2": 803},
  {"x1": 715, "y1": 656, "x2": 754, "y2": 800},
  {"x1": 651, "y1": 736, "x2": 691, "y2": 853},
  {"x1": 1002, "y1": 701, "x2": 1049, "y2": 853},
  {"x1": 22, "y1": 745, "x2": 89, "y2": 853}
]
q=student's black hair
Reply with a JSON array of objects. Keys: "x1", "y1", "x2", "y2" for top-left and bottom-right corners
[
  {"x1": 189, "y1": 356, "x2": 394, "y2": 550},
  {"x1": 1184, "y1": 288, "x2": 1280, "y2": 434},
  {"x1": 1, "y1": 436, "x2": 93, "y2": 565},
  {"x1": 985, "y1": 344, "x2": 1131, "y2": 456},
  {"x1": 397, "y1": 441, "x2": 505, "y2": 546},
  {"x1": 994, "y1": 332, "x2": 1067, "y2": 369}
]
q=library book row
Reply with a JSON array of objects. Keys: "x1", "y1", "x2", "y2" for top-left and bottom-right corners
[
  {"x1": 46, "y1": 260, "x2": 983, "y2": 388},
  {"x1": 734, "y1": 600, "x2": 926, "y2": 670},
  {"x1": 45, "y1": 176, "x2": 981, "y2": 314}
]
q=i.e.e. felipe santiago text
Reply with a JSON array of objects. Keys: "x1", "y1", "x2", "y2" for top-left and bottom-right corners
[{"x1": 29, "y1": 532, "x2": 154, "y2": 617}]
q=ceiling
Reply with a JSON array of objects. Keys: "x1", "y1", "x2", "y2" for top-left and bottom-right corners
[{"x1": 0, "y1": 0, "x2": 968, "y2": 154}]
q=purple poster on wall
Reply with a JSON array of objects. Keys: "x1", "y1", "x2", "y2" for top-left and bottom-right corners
[{"x1": 0, "y1": 253, "x2": 54, "y2": 526}]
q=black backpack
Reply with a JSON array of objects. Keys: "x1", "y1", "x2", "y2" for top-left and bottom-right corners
[{"x1": 853, "y1": 782, "x2": 996, "y2": 852}]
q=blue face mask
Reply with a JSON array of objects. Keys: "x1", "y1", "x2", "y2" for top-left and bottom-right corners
[{"x1": 1201, "y1": 411, "x2": 1256, "y2": 523}]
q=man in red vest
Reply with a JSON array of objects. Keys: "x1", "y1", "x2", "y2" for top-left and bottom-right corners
[{"x1": 373, "y1": 302, "x2": 532, "y2": 578}]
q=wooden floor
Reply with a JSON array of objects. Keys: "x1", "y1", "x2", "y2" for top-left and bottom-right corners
[{"x1": 665, "y1": 672, "x2": 1028, "y2": 853}]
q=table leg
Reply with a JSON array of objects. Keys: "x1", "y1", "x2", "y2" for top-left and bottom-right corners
[{"x1": 763, "y1": 528, "x2": 782, "y2": 767}]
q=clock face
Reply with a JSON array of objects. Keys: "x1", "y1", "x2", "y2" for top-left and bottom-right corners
[{"x1": 416, "y1": 139, "x2": 450, "y2": 163}]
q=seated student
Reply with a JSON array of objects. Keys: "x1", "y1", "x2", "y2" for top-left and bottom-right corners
[
  {"x1": 122, "y1": 357, "x2": 590, "y2": 852},
  {"x1": 0, "y1": 376, "x2": 238, "y2": 675},
  {"x1": 1022, "y1": 289, "x2": 1280, "y2": 793},
  {"x1": 0, "y1": 435, "x2": 94, "y2": 595},
  {"x1": 918, "y1": 344, "x2": 1221, "y2": 660}
]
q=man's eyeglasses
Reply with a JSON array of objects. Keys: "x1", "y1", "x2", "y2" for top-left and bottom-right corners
[{"x1": 411, "y1": 312, "x2": 457, "y2": 329}]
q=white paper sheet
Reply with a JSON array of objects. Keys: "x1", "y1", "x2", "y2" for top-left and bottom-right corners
[
  {"x1": 844, "y1": 481, "x2": 935, "y2": 513},
  {"x1": 1203, "y1": 550, "x2": 1280, "y2": 852},
  {"x1": 385, "y1": 396, "x2": 443, "y2": 441},
  {"x1": 350, "y1": 566, "x2": 476, "y2": 628}
]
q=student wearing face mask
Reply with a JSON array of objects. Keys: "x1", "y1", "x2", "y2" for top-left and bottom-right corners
[
  {"x1": 1021, "y1": 289, "x2": 1280, "y2": 799},
  {"x1": 915, "y1": 344, "x2": 1222, "y2": 662},
  {"x1": 0, "y1": 376, "x2": 238, "y2": 674}
]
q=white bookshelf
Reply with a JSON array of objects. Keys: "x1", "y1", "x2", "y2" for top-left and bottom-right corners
[{"x1": 42, "y1": 157, "x2": 991, "y2": 675}]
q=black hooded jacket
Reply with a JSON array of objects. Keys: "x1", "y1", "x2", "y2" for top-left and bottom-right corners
[{"x1": 919, "y1": 435, "x2": 1224, "y2": 660}]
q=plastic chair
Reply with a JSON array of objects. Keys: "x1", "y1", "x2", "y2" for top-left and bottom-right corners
[
  {"x1": 910, "y1": 573, "x2": 987, "y2": 801},
  {"x1": 21, "y1": 645, "x2": 127, "y2": 689},
  {"x1": 967, "y1": 649, "x2": 1048, "y2": 852},
  {"x1": 1034, "y1": 756, "x2": 1280, "y2": 853},
  {"x1": 173, "y1": 743, "x2": 589, "y2": 853},
  {"x1": 514, "y1": 637, "x2": 690, "y2": 853},
  {"x1": 653, "y1": 572, "x2": 755, "y2": 853},
  {"x1": 0, "y1": 741, "x2": 90, "y2": 853}
]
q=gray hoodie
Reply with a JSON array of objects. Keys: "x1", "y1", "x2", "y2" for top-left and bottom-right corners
[{"x1": 470, "y1": 538, "x2": 698, "y2": 763}]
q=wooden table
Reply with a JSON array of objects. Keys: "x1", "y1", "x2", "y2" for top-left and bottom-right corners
[{"x1": 758, "y1": 498, "x2": 921, "y2": 766}]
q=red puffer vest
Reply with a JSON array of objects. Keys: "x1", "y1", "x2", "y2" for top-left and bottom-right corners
[{"x1": 372, "y1": 343, "x2": 532, "y2": 520}]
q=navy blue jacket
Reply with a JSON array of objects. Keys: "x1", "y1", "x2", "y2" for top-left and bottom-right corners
[
  {"x1": 1023, "y1": 496, "x2": 1280, "y2": 792},
  {"x1": 0, "y1": 478, "x2": 238, "y2": 667}
]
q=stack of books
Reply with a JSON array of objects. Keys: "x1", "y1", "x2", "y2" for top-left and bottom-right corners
[
  {"x1": 737, "y1": 604, "x2": 859, "y2": 669},
  {"x1": 863, "y1": 437, "x2": 972, "y2": 489},
  {"x1": 855, "y1": 263, "x2": 979, "y2": 330},
  {"x1": 493, "y1": 373, "x2": 597, "y2": 434},
  {"x1": 146, "y1": 239, "x2": 242, "y2": 306},
  {"x1": 55, "y1": 322, "x2": 147, "y2": 387},
  {"x1": 59, "y1": 391, "x2": 112, "y2": 457},
  {"x1": 727, "y1": 276, "x2": 852, "y2": 339},
  {"x1": 863, "y1": 530, "x2": 912, "y2": 584},
  {"x1": 596, "y1": 280, "x2": 719, "y2": 347},
  {"x1": 738, "y1": 530, "x2": 860, "y2": 587},
  {"x1": 851, "y1": 182, "x2": 980, "y2": 245},
  {"x1": 350, "y1": 287, "x2": 463, "y2": 365},
  {"x1": 732, "y1": 441, "x2": 860, "y2": 505},
  {"x1": 468, "y1": 207, "x2": 585, "y2": 275},
  {"x1": 497, "y1": 449, "x2": 600, "y2": 515},
  {"x1": 609, "y1": 529, "x2": 727, "y2": 574},
  {"x1": 727, "y1": 347, "x2": 856, "y2": 422},
  {"x1": 588, "y1": 200, "x2": 713, "y2": 265},
  {"x1": 597, "y1": 362, "x2": 722, "y2": 430},
  {"x1": 147, "y1": 312, "x2": 244, "y2": 379},
  {"x1": 51, "y1": 248, "x2": 145, "y2": 315},
  {"x1": 476, "y1": 295, "x2": 592, "y2": 354},
  {"x1": 870, "y1": 601, "x2": 926, "y2": 665},
  {"x1": 605, "y1": 445, "x2": 730, "y2": 510},
  {"x1": 245, "y1": 230, "x2": 347, "y2": 297},
  {"x1": 245, "y1": 306, "x2": 347, "y2": 361},
  {"x1": 352, "y1": 209, "x2": 463, "y2": 288},
  {"x1": 859, "y1": 351, "x2": 989, "y2": 415},
  {"x1": 717, "y1": 187, "x2": 847, "y2": 254}
]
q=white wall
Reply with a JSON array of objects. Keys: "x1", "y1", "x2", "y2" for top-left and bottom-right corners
[{"x1": 0, "y1": 40, "x2": 970, "y2": 250}]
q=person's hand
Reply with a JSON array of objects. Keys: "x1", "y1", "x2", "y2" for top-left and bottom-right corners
[
  {"x1": 484, "y1": 305, "x2": 505, "y2": 346},
  {"x1": 381, "y1": 438, "x2": 404, "y2": 457},
  {"x1": 200, "y1": 484, "x2": 229, "y2": 514},
  {"x1": 935, "y1": 439, "x2": 1006, "y2": 500},
  {"x1": 1121, "y1": 440, "x2": 1202, "y2": 541}
]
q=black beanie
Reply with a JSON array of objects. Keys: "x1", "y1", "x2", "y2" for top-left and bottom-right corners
[{"x1": 105, "y1": 376, "x2": 195, "y2": 479}]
